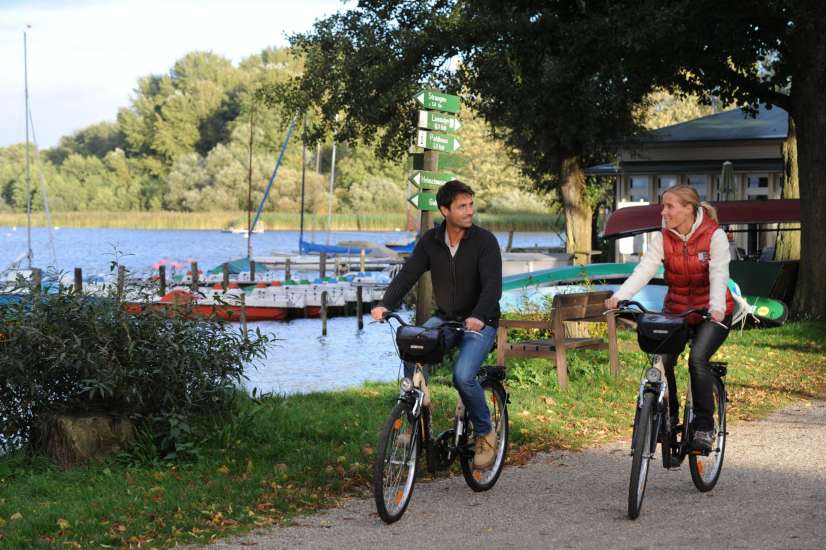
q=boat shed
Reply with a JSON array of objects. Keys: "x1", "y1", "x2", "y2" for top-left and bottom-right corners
[{"x1": 589, "y1": 106, "x2": 790, "y2": 259}]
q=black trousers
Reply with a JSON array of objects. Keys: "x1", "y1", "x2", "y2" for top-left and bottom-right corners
[{"x1": 661, "y1": 316, "x2": 731, "y2": 432}]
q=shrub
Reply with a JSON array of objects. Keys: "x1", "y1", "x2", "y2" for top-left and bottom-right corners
[{"x1": 0, "y1": 282, "x2": 268, "y2": 455}]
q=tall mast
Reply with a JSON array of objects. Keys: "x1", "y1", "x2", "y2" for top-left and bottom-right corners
[{"x1": 23, "y1": 28, "x2": 33, "y2": 269}]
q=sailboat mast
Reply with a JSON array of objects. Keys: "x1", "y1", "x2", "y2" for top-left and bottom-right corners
[
  {"x1": 23, "y1": 28, "x2": 33, "y2": 270},
  {"x1": 299, "y1": 117, "x2": 306, "y2": 248},
  {"x1": 246, "y1": 104, "x2": 255, "y2": 259},
  {"x1": 326, "y1": 137, "x2": 336, "y2": 245}
]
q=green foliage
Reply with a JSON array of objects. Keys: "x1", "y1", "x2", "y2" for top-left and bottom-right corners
[{"x1": 0, "y1": 282, "x2": 268, "y2": 455}]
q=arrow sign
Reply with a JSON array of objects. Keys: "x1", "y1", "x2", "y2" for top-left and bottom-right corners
[
  {"x1": 410, "y1": 152, "x2": 467, "y2": 172},
  {"x1": 416, "y1": 130, "x2": 461, "y2": 152},
  {"x1": 409, "y1": 170, "x2": 454, "y2": 190},
  {"x1": 414, "y1": 90, "x2": 460, "y2": 113},
  {"x1": 418, "y1": 110, "x2": 461, "y2": 133},
  {"x1": 408, "y1": 191, "x2": 439, "y2": 211}
]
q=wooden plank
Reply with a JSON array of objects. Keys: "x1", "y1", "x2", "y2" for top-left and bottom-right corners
[{"x1": 498, "y1": 319, "x2": 552, "y2": 329}]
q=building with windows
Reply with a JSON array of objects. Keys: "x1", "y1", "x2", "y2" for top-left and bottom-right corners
[{"x1": 589, "y1": 106, "x2": 788, "y2": 258}]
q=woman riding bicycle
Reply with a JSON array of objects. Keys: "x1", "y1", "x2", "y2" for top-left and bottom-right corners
[{"x1": 605, "y1": 184, "x2": 733, "y2": 452}]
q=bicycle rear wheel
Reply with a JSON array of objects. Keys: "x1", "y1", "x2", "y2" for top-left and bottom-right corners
[
  {"x1": 628, "y1": 392, "x2": 656, "y2": 519},
  {"x1": 374, "y1": 402, "x2": 419, "y2": 523},
  {"x1": 689, "y1": 378, "x2": 726, "y2": 491},
  {"x1": 460, "y1": 381, "x2": 509, "y2": 491}
]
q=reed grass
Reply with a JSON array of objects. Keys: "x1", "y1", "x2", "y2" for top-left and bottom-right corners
[{"x1": 0, "y1": 211, "x2": 563, "y2": 232}]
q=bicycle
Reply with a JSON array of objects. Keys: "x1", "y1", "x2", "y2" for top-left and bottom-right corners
[
  {"x1": 373, "y1": 312, "x2": 509, "y2": 524},
  {"x1": 614, "y1": 301, "x2": 728, "y2": 520}
]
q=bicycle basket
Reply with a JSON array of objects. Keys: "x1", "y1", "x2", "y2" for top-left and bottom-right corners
[
  {"x1": 396, "y1": 325, "x2": 454, "y2": 364},
  {"x1": 636, "y1": 313, "x2": 688, "y2": 354}
]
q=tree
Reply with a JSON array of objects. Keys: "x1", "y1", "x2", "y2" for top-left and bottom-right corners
[
  {"x1": 613, "y1": 0, "x2": 825, "y2": 317},
  {"x1": 276, "y1": 1, "x2": 653, "y2": 263}
]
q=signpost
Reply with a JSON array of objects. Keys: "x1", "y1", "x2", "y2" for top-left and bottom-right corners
[
  {"x1": 416, "y1": 130, "x2": 461, "y2": 152},
  {"x1": 414, "y1": 90, "x2": 460, "y2": 113},
  {"x1": 418, "y1": 110, "x2": 461, "y2": 133},
  {"x1": 408, "y1": 170, "x2": 455, "y2": 189},
  {"x1": 408, "y1": 191, "x2": 438, "y2": 211},
  {"x1": 409, "y1": 89, "x2": 462, "y2": 323}
]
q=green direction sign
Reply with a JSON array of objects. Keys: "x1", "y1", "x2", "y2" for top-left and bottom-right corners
[
  {"x1": 414, "y1": 90, "x2": 460, "y2": 114},
  {"x1": 418, "y1": 110, "x2": 461, "y2": 133},
  {"x1": 409, "y1": 170, "x2": 454, "y2": 190},
  {"x1": 408, "y1": 191, "x2": 438, "y2": 211},
  {"x1": 410, "y1": 152, "x2": 467, "y2": 172},
  {"x1": 417, "y1": 130, "x2": 461, "y2": 152}
]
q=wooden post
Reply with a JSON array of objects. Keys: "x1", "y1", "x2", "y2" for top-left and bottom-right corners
[
  {"x1": 506, "y1": 229, "x2": 514, "y2": 252},
  {"x1": 415, "y1": 149, "x2": 437, "y2": 325},
  {"x1": 190, "y1": 261, "x2": 199, "y2": 291},
  {"x1": 285, "y1": 258, "x2": 291, "y2": 281},
  {"x1": 321, "y1": 290, "x2": 328, "y2": 336},
  {"x1": 31, "y1": 267, "x2": 41, "y2": 295},
  {"x1": 250, "y1": 260, "x2": 256, "y2": 282},
  {"x1": 359, "y1": 249, "x2": 366, "y2": 273},
  {"x1": 496, "y1": 325, "x2": 508, "y2": 366},
  {"x1": 356, "y1": 285, "x2": 364, "y2": 330},
  {"x1": 158, "y1": 265, "x2": 167, "y2": 296},
  {"x1": 319, "y1": 251, "x2": 327, "y2": 279},
  {"x1": 607, "y1": 310, "x2": 619, "y2": 378},
  {"x1": 116, "y1": 265, "x2": 126, "y2": 300},
  {"x1": 240, "y1": 292, "x2": 248, "y2": 339},
  {"x1": 553, "y1": 306, "x2": 569, "y2": 390},
  {"x1": 74, "y1": 267, "x2": 83, "y2": 293},
  {"x1": 222, "y1": 263, "x2": 230, "y2": 292}
]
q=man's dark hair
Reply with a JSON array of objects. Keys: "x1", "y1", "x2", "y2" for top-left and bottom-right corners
[{"x1": 436, "y1": 179, "x2": 475, "y2": 210}]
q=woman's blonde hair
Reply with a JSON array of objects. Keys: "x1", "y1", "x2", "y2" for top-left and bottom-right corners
[{"x1": 662, "y1": 183, "x2": 718, "y2": 222}]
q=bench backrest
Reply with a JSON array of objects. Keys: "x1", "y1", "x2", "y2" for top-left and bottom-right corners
[{"x1": 551, "y1": 290, "x2": 612, "y2": 322}]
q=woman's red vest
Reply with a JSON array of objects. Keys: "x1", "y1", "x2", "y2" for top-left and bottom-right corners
[{"x1": 662, "y1": 210, "x2": 734, "y2": 321}]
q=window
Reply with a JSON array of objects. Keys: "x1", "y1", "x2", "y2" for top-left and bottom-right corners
[
  {"x1": 746, "y1": 174, "x2": 770, "y2": 200},
  {"x1": 656, "y1": 175, "x2": 677, "y2": 202},
  {"x1": 687, "y1": 175, "x2": 709, "y2": 201},
  {"x1": 628, "y1": 176, "x2": 650, "y2": 203}
]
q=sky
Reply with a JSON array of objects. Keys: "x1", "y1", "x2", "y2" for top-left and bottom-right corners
[{"x1": 0, "y1": 0, "x2": 348, "y2": 148}]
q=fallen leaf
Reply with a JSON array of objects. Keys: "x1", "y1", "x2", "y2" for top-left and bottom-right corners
[
  {"x1": 57, "y1": 518, "x2": 71, "y2": 530},
  {"x1": 10, "y1": 512, "x2": 22, "y2": 521}
]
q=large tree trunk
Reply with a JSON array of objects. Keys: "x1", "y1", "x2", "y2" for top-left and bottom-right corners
[
  {"x1": 775, "y1": 115, "x2": 800, "y2": 261},
  {"x1": 789, "y1": 7, "x2": 826, "y2": 318},
  {"x1": 559, "y1": 155, "x2": 593, "y2": 265}
]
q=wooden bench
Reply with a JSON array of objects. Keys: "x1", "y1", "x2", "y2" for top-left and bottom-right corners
[{"x1": 495, "y1": 290, "x2": 619, "y2": 389}]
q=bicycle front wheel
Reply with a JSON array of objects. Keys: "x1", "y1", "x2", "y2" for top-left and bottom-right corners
[
  {"x1": 690, "y1": 378, "x2": 726, "y2": 492},
  {"x1": 460, "y1": 380, "x2": 509, "y2": 492},
  {"x1": 628, "y1": 392, "x2": 656, "y2": 519},
  {"x1": 374, "y1": 402, "x2": 419, "y2": 523}
]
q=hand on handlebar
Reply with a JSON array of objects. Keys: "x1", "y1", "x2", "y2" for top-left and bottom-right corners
[
  {"x1": 604, "y1": 296, "x2": 621, "y2": 310},
  {"x1": 710, "y1": 309, "x2": 724, "y2": 322},
  {"x1": 371, "y1": 306, "x2": 388, "y2": 321},
  {"x1": 464, "y1": 317, "x2": 485, "y2": 332}
]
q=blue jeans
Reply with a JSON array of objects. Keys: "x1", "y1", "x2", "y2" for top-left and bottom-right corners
[{"x1": 404, "y1": 316, "x2": 496, "y2": 436}]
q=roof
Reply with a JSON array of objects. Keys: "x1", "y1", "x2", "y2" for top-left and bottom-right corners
[
  {"x1": 602, "y1": 199, "x2": 800, "y2": 239},
  {"x1": 641, "y1": 105, "x2": 788, "y2": 143},
  {"x1": 586, "y1": 158, "x2": 784, "y2": 176}
]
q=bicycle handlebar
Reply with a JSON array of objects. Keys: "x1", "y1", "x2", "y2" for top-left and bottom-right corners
[
  {"x1": 612, "y1": 300, "x2": 711, "y2": 320},
  {"x1": 380, "y1": 311, "x2": 471, "y2": 332}
]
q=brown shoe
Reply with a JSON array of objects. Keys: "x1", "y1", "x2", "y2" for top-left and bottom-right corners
[{"x1": 473, "y1": 430, "x2": 498, "y2": 470}]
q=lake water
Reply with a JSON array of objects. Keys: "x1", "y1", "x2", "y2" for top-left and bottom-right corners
[{"x1": 1, "y1": 226, "x2": 563, "y2": 395}]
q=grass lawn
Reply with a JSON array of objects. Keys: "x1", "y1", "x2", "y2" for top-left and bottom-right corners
[{"x1": 1, "y1": 321, "x2": 824, "y2": 548}]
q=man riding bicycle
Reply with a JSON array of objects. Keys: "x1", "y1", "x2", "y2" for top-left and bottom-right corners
[
  {"x1": 371, "y1": 179, "x2": 502, "y2": 469},
  {"x1": 606, "y1": 184, "x2": 733, "y2": 453}
]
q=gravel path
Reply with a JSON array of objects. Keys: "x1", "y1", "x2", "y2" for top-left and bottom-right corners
[{"x1": 199, "y1": 400, "x2": 826, "y2": 549}]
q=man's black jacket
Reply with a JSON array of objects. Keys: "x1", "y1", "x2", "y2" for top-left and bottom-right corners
[{"x1": 379, "y1": 222, "x2": 502, "y2": 327}]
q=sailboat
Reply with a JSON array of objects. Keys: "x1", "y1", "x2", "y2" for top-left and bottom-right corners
[{"x1": 1, "y1": 28, "x2": 59, "y2": 288}]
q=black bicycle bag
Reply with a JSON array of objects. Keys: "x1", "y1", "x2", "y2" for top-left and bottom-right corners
[
  {"x1": 396, "y1": 325, "x2": 457, "y2": 364},
  {"x1": 636, "y1": 313, "x2": 689, "y2": 354}
]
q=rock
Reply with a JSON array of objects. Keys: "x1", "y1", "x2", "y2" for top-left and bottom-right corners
[{"x1": 35, "y1": 415, "x2": 135, "y2": 468}]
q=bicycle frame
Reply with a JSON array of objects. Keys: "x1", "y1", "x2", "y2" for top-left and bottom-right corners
[{"x1": 635, "y1": 353, "x2": 695, "y2": 468}]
